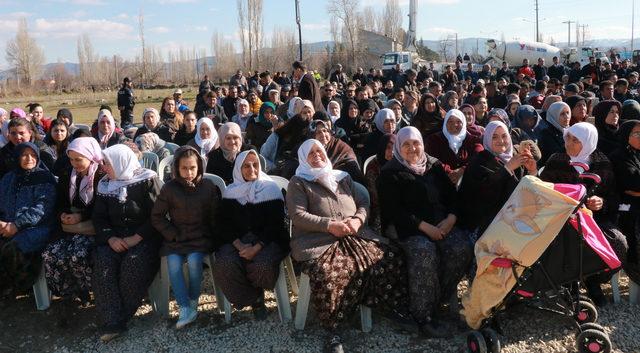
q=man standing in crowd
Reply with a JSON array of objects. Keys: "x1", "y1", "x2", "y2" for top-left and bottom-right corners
[
  {"x1": 259, "y1": 71, "x2": 279, "y2": 102},
  {"x1": 329, "y1": 64, "x2": 348, "y2": 87},
  {"x1": 352, "y1": 67, "x2": 366, "y2": 83},
  {"x1": 518, "y1": 59, "x2": 535, "y2": 79},
  {"x1": 293, "y1": 60, "x2": 324, "y2": 112},
  {"x1": 222, "y1": 85, "x2": 240, "y2": 118},
  {"x1": 117, "y1": 77, "x2": 135, "y2": 128},
  {"x1": 547, "y1": 57, "x2": 566, "y2": 81},
  {"x1": 230, "y1": 70, "x2": 247, "y2": 90},
  {"x1": 533, "y1": 58, "x2": 547, "y2": 81}
]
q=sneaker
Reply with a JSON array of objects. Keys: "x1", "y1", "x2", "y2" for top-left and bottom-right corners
[
  {"x1": 326, "y1": 335, "x2": 344, "y2": 353},
  {"x1": 176, "y1": 307, "x2": 198, "y2": 329},
  {"x1": 419, "y1": 319, "x2": 450, "y2": 338}
]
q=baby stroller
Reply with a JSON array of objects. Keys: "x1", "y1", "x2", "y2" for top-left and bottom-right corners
[{"x1": 462, "y1": 174, "x2": 622, "y2": 353}]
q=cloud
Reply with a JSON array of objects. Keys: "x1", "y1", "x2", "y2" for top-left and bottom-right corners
[
  {"x1": 33, "y1": 18, "x2": 133, "y2": 39},
  {"x1": 426, "y1": 27, "x2": 456, "y2": 34},
  {"x1": 70, "y1": 0, "x2": 106, "y2": 4},
  {"x1": 302, "y1": 23, "x2": 330, "y2": 31},
  {"x1": 115, "y1": 13, "x2": 129, "y2": 20},
  {"x1": 423, "y1": 0, "x2": 459, "y2": 3},
  {"x1": 158, "y1": 0, "x2": 197, "y2": 3},
  {"x1": 7, "y1": 11, "x2": 32, "y2": 18},
  {"x1": 185, "y1": 25, "x2": 208, "y2": 32},
  {"x1": 71, "y1": 10, "x2": 89, "y2": 18},
  {"x1": 150, "y1": 26, "x2": 171, "y2": 34},
  {"x1": 0, "y1": 19, "x2": 19, "y2": 31}
]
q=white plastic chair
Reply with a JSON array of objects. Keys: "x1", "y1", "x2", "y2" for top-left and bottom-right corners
[
  {"x1": 269, "y1": 175, "x2": 300, "y2": 296},
  {"x1": 32, "y1": 263, "x2": 51, "y2": 310},
  {"x1": 141, "y1": 151, "x2": 159, "y2": 172},
  {"x1": 164, "y1": 142, "x2": 180, "y2": 155},
  {"x1": 362, "y1": 155, "x2": 376, "y2": 175},
  {"x1": 294, "y1": 181, "x2": 373, "y2": 332},
  {"x1": 158, "y1": 155, "x2": 173, "y2": 182}
]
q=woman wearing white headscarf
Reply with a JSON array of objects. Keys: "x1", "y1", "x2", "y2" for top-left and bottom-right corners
[
  {"x1": 540, "y1": 122, "x2": 628, "y2": 306},
  {"x1": 286, "y1": 97, "x2": 302, "y2": 120},
  {"x1": 206, "y1": 122, "x2": 256, "y2": 185},
  {"x1": 133, "y1": 108, "x2": 173, "y2": 142},
  {"x1": 187, "y1": 117, "x2": 219, "y2": 158},
  {"x1": 458, "y1": 121, "x2": 537, "y2": 234},
  {"x1": 363, "y1": 108, "x2": 397, "y2": 159},
  {"x1": 213, "y1": 149, "x2": 288, "y2": 320},
  {"x1": 536, "y1": 101, "x2": 571, "y2": 165},
  {"x1": 287, "y1": 139, "x2": 408, "y2": 352},
  {"x1": 425, "y1": 109, "x2": 484, "y2": 184},
  {"x1": 92, "y1": 144, "x2": 162, "y2": 342},
  {"x1": 93, "y1": 109, "x2": 125, "y2": 149},
  {"x1": 377, "y1": 126, "x2": 473, "y2": 338}
]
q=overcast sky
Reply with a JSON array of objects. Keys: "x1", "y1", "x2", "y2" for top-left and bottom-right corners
[{"x1": 0, "y1": 0, "x2": 635, "y2": 69}]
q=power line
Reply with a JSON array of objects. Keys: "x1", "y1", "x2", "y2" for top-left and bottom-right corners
[{"x1": 562, "y1": 20, "x2": 575, "y2": 46}]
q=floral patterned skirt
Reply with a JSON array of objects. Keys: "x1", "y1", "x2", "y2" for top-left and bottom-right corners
[
  {"x1": 42, "y1": 234, "x2": 94, "y2": 299},
  {"x1": 301, "y1": 236, "x2": 407, "y2": 329}
]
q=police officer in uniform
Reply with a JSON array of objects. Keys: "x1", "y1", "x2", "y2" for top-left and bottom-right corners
[{"x1": 117, "y1": 77, "x2": 135, "y2": 128}]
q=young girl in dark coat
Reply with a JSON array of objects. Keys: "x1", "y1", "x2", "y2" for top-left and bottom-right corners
[{"x1": 151, "y1": 146, "x2": 221, "y2": 329}]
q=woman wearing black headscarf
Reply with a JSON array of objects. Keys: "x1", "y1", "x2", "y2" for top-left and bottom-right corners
[
  {"x1": 0, "y1": 142, "x2": 57, "y2": 296},
  {"x1": 610, "y1": 120, "x2": 640, "y2": 285},
  {"x1": 365, "y1": 133, "x2": 396, "y2": 234},
  {"x1": 565, "y1": 95, "x2": 588, "y2": 126},
  {"x1": 411, "y1": 93, "x2": 445, "y2": 140},
  {"x1": 592, "y1": 100, "x2": 621, "y2": 156}
]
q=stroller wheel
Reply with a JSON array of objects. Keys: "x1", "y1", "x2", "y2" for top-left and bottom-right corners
[
  {"x1": 574, "y1": 300, "x2": 598, "y2": 324},
  {"x1": 481, "y1": 328, "x2": 501, "y2": 353},
  {"x1": 466, "y1": 331, "x2": 488, "y2": 353},
  {"x1": 579, "y1": 294, "x2": 595, "y2": 306},
  {"x1": 576, "y1": 329, "x2": 612, "y2": 353},
  {"x1": 579, "y1": 323, "x2": 605, "y2": 333}
]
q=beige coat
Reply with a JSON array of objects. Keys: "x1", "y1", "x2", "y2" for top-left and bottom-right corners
[{"x1": 286, "y1": 175, "x2": 386, "y2": 262}]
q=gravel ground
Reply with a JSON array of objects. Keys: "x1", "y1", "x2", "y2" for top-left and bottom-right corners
[{"x1": 1, "y1": 274, "x2": 638, "y2": 353}]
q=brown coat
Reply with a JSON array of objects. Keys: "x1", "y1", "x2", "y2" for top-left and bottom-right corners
[
  {"x1": 151, "y1": 146, "x2": 222, "y2": 256},
  {"x1": 286, "y1": 174, "x2": 386, "y2": 262}
]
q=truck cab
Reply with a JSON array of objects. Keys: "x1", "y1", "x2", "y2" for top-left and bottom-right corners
[{"x1": 382, "y1": 51, "x2": 414, "y2": 74}]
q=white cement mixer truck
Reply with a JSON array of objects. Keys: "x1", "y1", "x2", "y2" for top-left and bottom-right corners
[{"x1": 485, "y1": 39, "x2": 608, "y2": 67}]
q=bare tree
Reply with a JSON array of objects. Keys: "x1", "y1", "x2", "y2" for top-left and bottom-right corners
[
  {"x1": 5, "y1": 18, "x2": 45, "y2": 87},
  {"x1": 211, "y1": 31, "x2": 238, "y2": 79},
  {"x1": 237, "y1": 0, "x2": 248, "y2": 69},
  {"x1": 439, "y1": 35, "x2": 453, "y2": 62},
  {"x1": 327, "y1": 0, "x2": 360, "y2": 69},
  {"x1": 248, "y1": 0, "x2": 263, "y2": 69},
  {"x1": 138, "y1": 9, "x2": 147, "y2": 86},
  {"x1": 359, "y1": 6, "x2": 377, "y2": 32},
  {"x1": 382, "y1": 0, "x2": 402, "y2": 41}
]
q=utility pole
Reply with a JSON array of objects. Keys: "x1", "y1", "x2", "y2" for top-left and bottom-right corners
[
  {"x1": 534, "y1": 0, "x2": 540, "y2": 42},
  {"x1": 633, "y1": 0, "x2": 636, "y2": 53},
  {"x1": 455, "y1": 33, "x2": 459, "y2": 58},
  {"x1": 579, "y1": 24, "x2": 588, "y2": 47},
  {"x1": 295, "y1": 0, "x2": 303, "y2": 61},
  {"x1": 562, "y1": 20, "x2": 575, "y2": 46}
]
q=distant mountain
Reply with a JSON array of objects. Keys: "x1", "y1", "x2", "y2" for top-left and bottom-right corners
[
  {"x1": 0, "y1": 62, "x2": 78, "y2": 82},
  {"x1": 0, "y1": 38, "x2": 634, "y2": 81}
]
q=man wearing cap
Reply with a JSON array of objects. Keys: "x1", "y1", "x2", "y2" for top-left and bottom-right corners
[
  {"x1": 117, "y1": 77, "x2": 135, "y2": 128},
  {"x1": 173, "y1": 89, "x2": 189, "y2": 112},
  {"x1": 564, "y1": 83, "x2": 580, "y2": 98}
]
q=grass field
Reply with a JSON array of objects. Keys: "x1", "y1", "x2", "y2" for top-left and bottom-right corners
[{"x1": 0, "y1": 87, "x2": 199, "y2": 125}]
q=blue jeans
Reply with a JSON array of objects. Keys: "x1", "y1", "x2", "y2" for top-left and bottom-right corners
[{"x1": 167, "y1": 252, "x2": 205, "y2": 308}]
